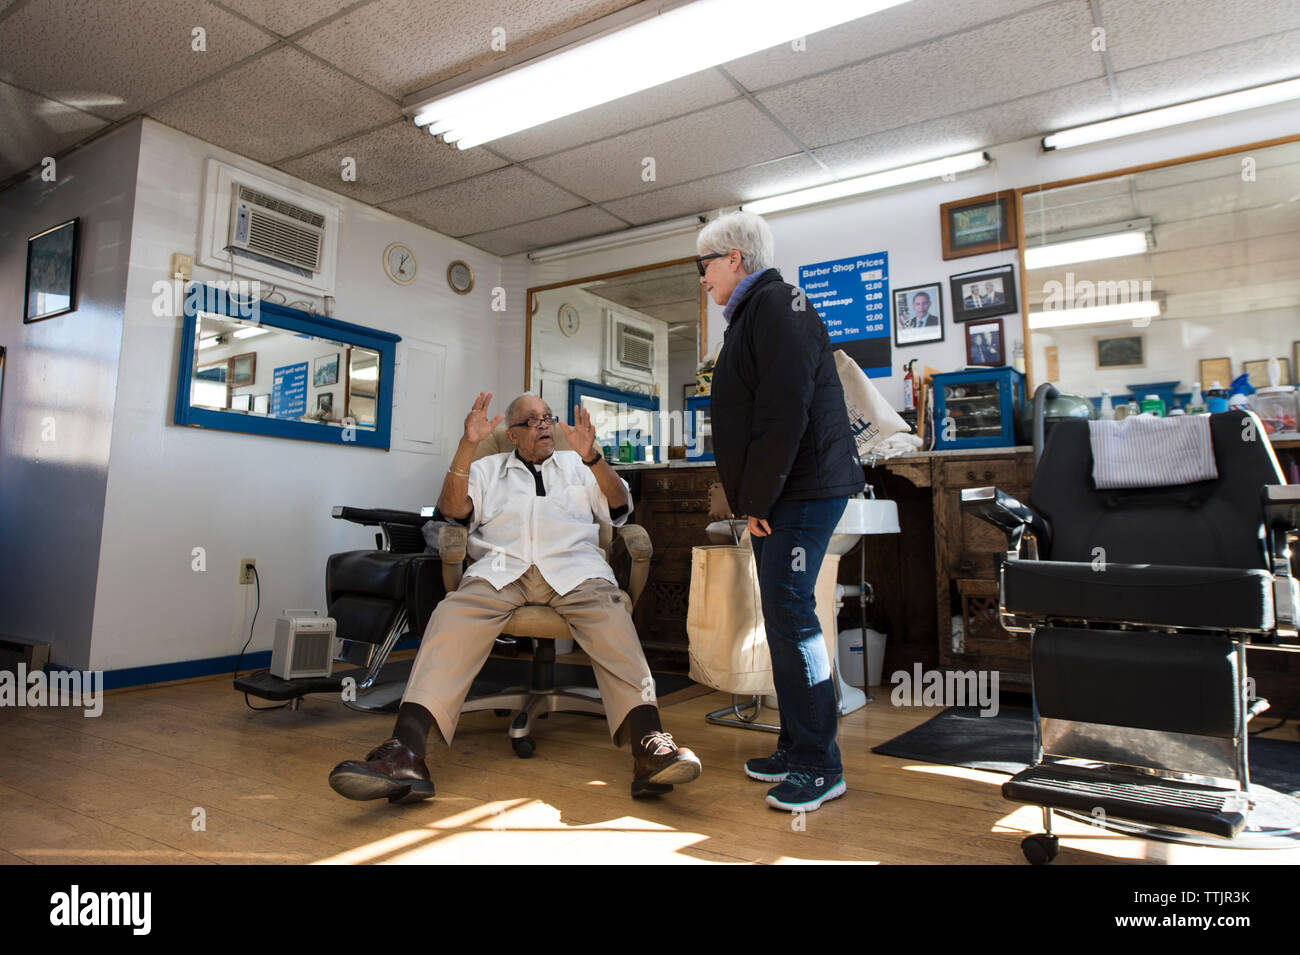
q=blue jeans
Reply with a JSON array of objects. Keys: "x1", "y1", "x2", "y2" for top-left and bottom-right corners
[{"x1": 750, "y1": 495, "x2": 848, "y2": 778}]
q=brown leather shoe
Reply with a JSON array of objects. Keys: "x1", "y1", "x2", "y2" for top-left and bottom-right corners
[
  {"x1": 329, "y1": 738, "x2": 435, "y2": 804},
  {"x1": 631, "y1": 731, "x2": 702, "y2": 798}
]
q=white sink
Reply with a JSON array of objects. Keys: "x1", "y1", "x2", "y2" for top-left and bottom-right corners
[{"x1": 828, "y1": 498, "x2": 900, "y2": 554}]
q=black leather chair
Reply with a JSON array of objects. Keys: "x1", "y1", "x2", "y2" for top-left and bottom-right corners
[
  {"x1": 962, "y1": 409, "x2": 1299, "y2": 864},
  {"x1": 235, "y1": 506, "x2": 443, "y2": 709}
]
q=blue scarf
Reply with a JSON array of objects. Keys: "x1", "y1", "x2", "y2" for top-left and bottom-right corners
[{"x1": 722, "y1": 269, "x2": 770, "y2": 323}]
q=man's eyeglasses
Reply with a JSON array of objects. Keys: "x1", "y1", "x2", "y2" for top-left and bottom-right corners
[
  {"x1": 509, "y1": 413, "x2": 559, "y2": 430},
  {"x1": 695, "y1": 252, "x2": 726, "y2": 276}
]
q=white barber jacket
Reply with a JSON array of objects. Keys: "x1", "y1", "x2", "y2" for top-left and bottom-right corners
[{"x1": 462, "y1": 449, "x2": 632, "y2": 596}]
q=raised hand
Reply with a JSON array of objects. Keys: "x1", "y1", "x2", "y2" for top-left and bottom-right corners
[
  {"x1": 464, "y1": 391, "x2": 504, "y2": 444},
  {"x1": 557, "y1": 404, "x2": 597, "y2": 459}
]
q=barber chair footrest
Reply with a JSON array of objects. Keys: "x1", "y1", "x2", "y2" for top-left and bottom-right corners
[{"x1": 1004, "y1": 764, "x2": 1250, "y2": 839}]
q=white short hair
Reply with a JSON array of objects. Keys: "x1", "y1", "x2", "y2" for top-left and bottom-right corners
[{"x1": 696, "y1": 211, "x2": 774, "y2": 274}]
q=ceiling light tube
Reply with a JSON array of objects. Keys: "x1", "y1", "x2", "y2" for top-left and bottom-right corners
[
  {"x1": 742, "y1": 151, "x2": 990, "y2": 215},
  {"x1": 1028, "y1": 299, "x2": 1161, "y2": 329},
  {"x1": 1023, "y1": 231, "x2": 1150, "y2": 270},
  {"x1": 413, "y1": 0, "x2": 915, "y2": 149},
  {"x1": 1043, "y1": 76, "x2": 1300, "y2": 150},
  {"x1": 232, "y1": 326, "x2": 270, "y2": 339},
  {"x1": 527, "y1": 215, "x2": 707, "y2": 263},
  {"x1": 198, "y1": 336, "x2": 219, "y2": 349}
]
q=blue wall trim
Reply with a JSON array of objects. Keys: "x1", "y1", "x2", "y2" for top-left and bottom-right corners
[{"x1": 47, "y1": 635, "x2": 421, "y2": 691}]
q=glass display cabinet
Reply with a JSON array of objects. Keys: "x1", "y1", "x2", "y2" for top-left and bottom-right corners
[{"x1": 931, "y1": 366, "x2": 1024, "y2": 450}]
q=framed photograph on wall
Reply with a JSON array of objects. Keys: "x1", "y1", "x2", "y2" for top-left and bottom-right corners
[
  {"x1": 252, "y1": 393, "x2": 270, "y2": 415},
  {"x1": 1096, "y1": 333, "x2": 1145, "y2": 369},
  {"x1": 894, "y1": 283, "x2": 945, "y2": 346},
  {"x1": 1243, "y1": 357, "x2": 1292, "y2": 389},
  {"x1": 313, "y1": 353, "x2": 339, "y2": 388},
  {"x1": 940, "y1": 192, "x2": 1017, "y2": 260},
  {"x1": 231, "y1": 393, "x2": 252, "y2": 412},
  {"x1": 317, "y1": 391, "x2": 334, "y2": 418},
  {"x1": 965, "y1": 319, "x2": 1004, "y2": 366},
  {"x1": 1198, "y1": 357, "x2": 1232, "y2": 389},
  {"x1": 24, "y1": 217, "x2": 79, "y2": 323},
  {"x1": 950, "y1": 263, "x2": 1018, "y2": 322},
  {"x1": 230, "y1": 352, "x2": 256, "y2": 387}
]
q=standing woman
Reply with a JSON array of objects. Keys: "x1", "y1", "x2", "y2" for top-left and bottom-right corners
[{"x1": 698, "y1": 211, "x2": 863, "y2": 812}]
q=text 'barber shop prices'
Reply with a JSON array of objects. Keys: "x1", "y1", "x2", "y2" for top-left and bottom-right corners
[{"x1": 798, "y1": 251, "x2": 891, "y2": 378}]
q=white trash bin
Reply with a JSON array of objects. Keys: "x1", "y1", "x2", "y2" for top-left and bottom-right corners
[
  {"x1": 838, "y1": 628, "x2": 866, "y2": 688},
  {"x1": 864, "y1": 627, "x2": 887, "y2": 688}
]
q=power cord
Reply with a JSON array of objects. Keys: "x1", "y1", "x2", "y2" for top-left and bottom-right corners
[{"x1": 232, "y1": 565, "x2": 291, "y2": 711}]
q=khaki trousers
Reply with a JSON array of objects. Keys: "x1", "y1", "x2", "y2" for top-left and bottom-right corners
[{"x1": 402, "y1": 566, "x2": 655, "y2": 748}]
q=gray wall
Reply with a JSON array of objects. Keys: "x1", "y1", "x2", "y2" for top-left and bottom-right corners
[{"x1": 0, "y1": 120, "x2": 141, "y2": 668}]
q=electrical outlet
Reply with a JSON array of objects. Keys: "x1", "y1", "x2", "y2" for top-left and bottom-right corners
[
  {"x1": 239, "y1": 558, "x2": 256, "y2": 585},
  {"x1": 171, "y1": 253, "x2": 193, "y2": 282}
]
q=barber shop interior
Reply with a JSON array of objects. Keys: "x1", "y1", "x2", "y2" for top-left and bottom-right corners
[{"x1": 4, "y1": 0, "x2": 1300, "y2": 887}]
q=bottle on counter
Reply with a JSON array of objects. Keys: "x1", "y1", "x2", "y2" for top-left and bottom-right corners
[
  {"x1": 1139, "y1": 394, "x2": 1166, "y2": 416},
  {"x1": 1186, "y1": 382, "x2": 1206, "y2": 415},
  {"x1": 1099, "y1": 389, "x2": 1114, "y2": 420}
]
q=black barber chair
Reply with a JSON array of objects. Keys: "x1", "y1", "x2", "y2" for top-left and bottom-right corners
[
  {"x1": 962, "y1": 408, "x2": 1299, "y2": 864},
  {"x1": 234, "y1": 507, "x2": 443, "y2": 710}
]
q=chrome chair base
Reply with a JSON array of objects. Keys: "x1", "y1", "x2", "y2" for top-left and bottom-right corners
[{"x1": 705, "y1": 694, "x2": 780, "y2": 733}]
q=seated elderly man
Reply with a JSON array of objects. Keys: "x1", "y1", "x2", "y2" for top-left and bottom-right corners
[{"x1": 329, "y1": 391, "x2": 701, "y2": 802}]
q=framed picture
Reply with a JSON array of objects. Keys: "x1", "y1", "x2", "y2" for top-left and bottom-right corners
[
  {"x1": 1198, "y1": 357, "x2": 1232, "y2": 390},
  {"x1": 965, "y1": 319, "x2": 1004, "y2": 366},
  {"x1": 231, "y1": 393, "x2": 252, "y2": 412},
  {"x1": 940, "y1": 192, "x2": 1017, "y2": 260},
  {"x1": 1294, "y1": 342, "x2": 1300, "y2": 385},
  {"x1": 893, "y1": 283, "x2": 945, "y2": 346},
  {"x1": 230, "y1": 352, "x2": 256, "y2": 387},
  {"x1": 313, "y1": 353, "x2": 339, "y2": 388},
  {"x1": 195, "y1": 359, "x2": 227, "y2": 383},
  {"x1": 252, "y1": 393, "x2": 270, "y2": 415},
  {"x1": 24, "y1": 217, "x2": 79, "y2": 323},
  {"x1": 950, "y1": 264, "x2": 1018, "y2": 323},
  {"x1": 1096, "y1": 333, "x2": 1145, "y2": 369},
  {"x1": 1243, "y1": 358, "x2": 1292, "y2": 389},
  {"x1": 317, "y1": 391, "x2": 334, "y2": 417}
]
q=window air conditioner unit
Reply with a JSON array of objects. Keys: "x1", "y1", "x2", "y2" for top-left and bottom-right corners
[
  {"x1": 229, "y1": 182, "x2": 326, "y2": 279},
  {"x1": 271, "y1": 611, "x2": 337, "y2": 680},
  {"x1": 605, "y1": 311, "x2": 655, "y2": 382}
]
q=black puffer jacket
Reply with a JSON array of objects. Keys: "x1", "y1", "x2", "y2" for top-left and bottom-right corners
[{"x1": 710, "y1": 268, "x2": 864, "y2": 519}]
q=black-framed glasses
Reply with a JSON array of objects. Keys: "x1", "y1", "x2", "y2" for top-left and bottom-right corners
[
  {"x1": 695, "y1": 252, "x2": 726, "y2": 276},
  {"x1": 509, "y1": 413, "x2": 559, "y2": 430}
]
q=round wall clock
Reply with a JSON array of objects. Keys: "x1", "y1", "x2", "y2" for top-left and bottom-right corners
[
  {"x1": 558, "y1": 303, "x2": 581, "y2": 337},
  {"x1": 383, "y1": 243, "x2": 417, "y2": 284},
  {"x1": 447, "y1": 260, "x2": 474, "y2": 295}
]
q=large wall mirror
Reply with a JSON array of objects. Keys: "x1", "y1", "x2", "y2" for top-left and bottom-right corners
[
  {"x1": 175, "y1": 284, "x2": 399, "y2": 448},
  {"x1": 1018, "y1": 135, "x2": 1300, "y2": 421},
  {"x1": 526, "y1": 258, "x2": 707, "y2": 465}
]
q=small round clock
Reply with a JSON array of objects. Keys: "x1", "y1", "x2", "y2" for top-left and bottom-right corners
[
  {"x1": 447, "y1": 260, "x2": 474, "y2": 295},
  {"x1": 383, "y1": 243, "x2": 416, "y2": 285},
  {"x1": 558, "y1": 304, "x2": 581, "y2": 337}
]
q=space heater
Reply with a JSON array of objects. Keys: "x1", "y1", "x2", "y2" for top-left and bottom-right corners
[{"x1": 270, "y1": 611, "x2": 337, "y2": 680}]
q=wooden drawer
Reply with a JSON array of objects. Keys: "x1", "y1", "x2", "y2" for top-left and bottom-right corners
[
  {"x1": 637, "y1": 469, "x2": 716, "y2": 499},
  {"x1": 942, "y1": 458, "x2": 1020, "y2": 488}
]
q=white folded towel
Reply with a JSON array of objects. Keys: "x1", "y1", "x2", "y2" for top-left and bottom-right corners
[{"x1": 1088, "y1": 415, "x2": 1218, "y2": 489}]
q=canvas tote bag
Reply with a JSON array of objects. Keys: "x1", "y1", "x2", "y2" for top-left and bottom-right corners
[
  {"x1": 834, "y1": 349, "x2": 909, "y2": 458},
  {"x1": 686, "y1": 538, "x2": 775, "y2": 696}
]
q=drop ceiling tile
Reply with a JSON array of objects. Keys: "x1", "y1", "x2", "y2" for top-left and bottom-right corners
[
  {"x1": 490, "y1": 69, "x2": 740, "y2": 162},
  {"x1": 1099, "y1": 0, "x2": 1300, "y2": 72},
  {"x1": 219, "y1": 0, "x2": 365, "y2": 38},
  {"x1": 148, "y1": 46, "x2": 401, "y2": 164},
  {"x1": 295, "y1": 0, "x2": 637, "y2": 97},
  {"x1": 379, "y1": 164, "x2": 585, "y2": 237},
  {"x1": 723, "y1": 0, "x2": 1055, "y2": 91},
  {"x1": 602, "y1": 155, "x2": 827, "y2": 225},
  {"x1": 458, "y1": 205, "x2": 626, "y2": 256},
  {"x1": 0, "y1": 0, "x2": 274, "y2": 119},
  {"x1": 812, "y1": 79, "x2": 1114, "y2": 179},
  {"x1": 0, "y1": 80, "x2": 108, "y2": 181},
  {"x1": 756, "y1": 2, "x2": 1102, "y2": 149},
  {"x1": 524, "y1": 99, "x2": 800, "y2": 204},
  {"x1": 276, "y1": 119, "x2": 507, "y2": 204},
  {"x1": 1113, "y1": 28, "x2": 1300, "y2": 113}
]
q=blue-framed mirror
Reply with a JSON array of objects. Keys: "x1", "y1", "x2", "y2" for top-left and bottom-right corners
[
  {"x1": 567, "y1": 378, "x2": 661, "y2": 463},
  {"x1": 174, "y1": 284, "x2": 399, "y2": 449}
]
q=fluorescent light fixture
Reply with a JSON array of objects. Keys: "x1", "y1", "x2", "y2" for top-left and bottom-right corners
[
  {"x1": 1023, "y1": 231, "x2": 1149, "y2": 270},
  {"x1": 743, "y1": 151, "x2": 990, "y2": 214},
  {"x1": 1028, "y1": 299, "x2": 1161, "y2": 329},
  {"x1": 527, "y1": 215, "x2": 706, "y2": 263},
  {"x1": 1043, "y1": 76, "x2": 1300, "y2": 150},
  {"x1": 351, "y1": 365, "x2": 378, "y2": 381},
  {"x1": 414, "y1": 0, "x2": 915, "y2": 149},
  {"x1": 198, "y1": 335, "x2": 219, "y2": 349},
  {"x1": 232, "y1": 326, "x2": 269, "y2": 339}
]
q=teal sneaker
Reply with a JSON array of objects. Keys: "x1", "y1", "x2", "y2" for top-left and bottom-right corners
[
  {"x1": 744, "y1": 749, "x2": 789, "y2": 782},
  {"x1": 765, "y1": 771, "x2": 846, "y2": 811}
]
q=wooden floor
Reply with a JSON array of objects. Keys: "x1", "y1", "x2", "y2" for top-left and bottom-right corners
[{"x1": 2, "y1": 659, "x2": 1298, "y2": 865}]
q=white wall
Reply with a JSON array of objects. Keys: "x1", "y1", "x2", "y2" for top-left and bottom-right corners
[
  {"x1": 90, "y1": 118, "x2": 505, "y2": 672},
  {"x1": 511, "y1": 100, "x2": 1300, "y2": 411}
]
